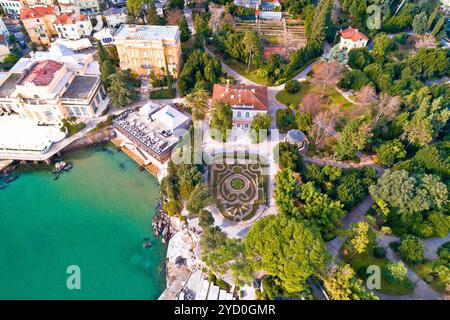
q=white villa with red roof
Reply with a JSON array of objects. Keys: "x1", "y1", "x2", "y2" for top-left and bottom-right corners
[
  {"x1": 338, "y1": 27, "x2": 368, "y2": 50},
  {"x1": 53, "y1": 12, "x2": 93, "y2": 40},
  {"x1": 212, "y1": 82, "x2": 269, "y2": 129}
]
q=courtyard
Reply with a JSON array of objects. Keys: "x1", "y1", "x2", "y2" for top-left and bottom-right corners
[{"x1": 210, "y1": 158, "x2": 268, "y2": 222}]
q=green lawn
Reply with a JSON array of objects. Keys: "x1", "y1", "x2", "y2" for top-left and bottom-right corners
[
  {"x1": 411, "y1": 261, "x2": 447, "y2": 294},
  {"x1": 261, "y1": 35, "x2": 283, "y2": 45},
  {"x1": 275, "y1": 82, "x2": 353, "y2": 109},
  {"x1": 223, "y1": 57, "x2": 272, "y2": 86},
  {"x1": 341, "y1": 231, "x2": 415, "y2": 296},
  {"x1": 150, "y1": 88, "x2": 176, "y2": 99}
]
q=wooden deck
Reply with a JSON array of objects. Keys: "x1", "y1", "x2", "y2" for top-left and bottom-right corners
[{"x1": 111, "y1": 137, "x2": 160, "y2": 178}]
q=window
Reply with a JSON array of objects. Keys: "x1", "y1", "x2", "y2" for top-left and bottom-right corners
[
  {"x1": 237, "y1": 111, "x2": 241, "y2": 117},
  {"x1": 245, "y1": 112, "x2": 250, "y2": 118},
  {"x1": 244, "y1": 123, "x2": 249, "y2": 128},
  {"x1": 237, "y1": 124, "x2": 241, "y2": 128}
]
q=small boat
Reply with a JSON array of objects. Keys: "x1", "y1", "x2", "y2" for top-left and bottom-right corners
[
  {"x1": 54, "y1": 161, "x2": 67, "y2": 173},
  {"x1": 4, "y1": 175, "x2": 18, "y2": 184},
  {"x1": 138, "y1": 166, "x2": 145, "y2": 172},
  {"x1": 143, "y1": 238, "x2": 152, "y2": 248},
  {"x1": 54, "y1": 174, "x2": 60, "y2": 181},
  {"x1": 63, "y1": 163, "x2": 73, "y2": 172}
]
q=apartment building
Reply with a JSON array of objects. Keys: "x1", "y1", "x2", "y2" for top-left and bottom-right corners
[
  {"x1": 103, "y1": 6, "x2": 127, "y2": 28},
  {"x1": 58, "y1": 0, "x2": 100, "y2": 15},
  {"x1": 0, "y1": 34, "x2": 10, "y2": 61},
  {"x1": 0, "y1": 0, "x2": 24, "y2": 18},
  {"x1": 54, "y1": 13, "x2": 93, "y2": 40},
  {"x1": 23, "y1": 0, "x2": 55, "y2": 6},
  {"x1": 0, "y1": 48, "x2": 108, "y2": 124},
  {"x1": 113, "y1": 24, "x2": 182, "y2": 79},
  {"x1": 20, "y1": 5, "x2": 58, "y2": 45}
]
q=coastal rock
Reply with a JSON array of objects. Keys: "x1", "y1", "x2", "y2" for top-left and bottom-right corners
[{"x1": 62, "y1": 127, "x2": 116, "y2": 153}]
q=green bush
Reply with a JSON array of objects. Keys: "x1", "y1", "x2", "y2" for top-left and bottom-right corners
[
  {"x1": 389, "y1": 241, "x2": 401, "y2": 252},
  {"x1": 424, "y1": 274, "x2": 434, "y2": 284},
  {"x1": 400, "y1": 235, "x2": 425, "y2": 265},
  {"x1": 275, "y1": 109, "x2": 296, "y2": 131},
  {"x1": 373, "y1": 246, "x2": 386, "y2": 259},
  {"x1": 384, "y1": 261, "x2": 408, "y2": 284},
  {"x1": 285, "y1": 80, "x2": 300, "y2": 94}
]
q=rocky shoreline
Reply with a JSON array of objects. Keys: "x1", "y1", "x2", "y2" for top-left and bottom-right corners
[
  {"x1": 62, "y1": 127, "x2": 116, "y2": 153},
  {"x1": 152, "y1": 208, "x2": 175, "y2": 244}
]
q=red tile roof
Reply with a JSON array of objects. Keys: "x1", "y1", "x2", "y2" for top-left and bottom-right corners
[
  {"x1": 54, "y1": 13, "x2": 87, "y2": 25},
  {"x1": 20, "y1": 60, "x2": 64, "y2": 86},
  {"x1": 339, "y1": 27, "x2": 368, "y2": 42},
  {"x1": 212, "y1": 83, "x2": 269, "y2": 111},
  {"x1": 20, "y1": 6, "x2": 55, "y2": 20}
]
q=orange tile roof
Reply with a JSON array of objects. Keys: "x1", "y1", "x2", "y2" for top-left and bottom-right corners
[
  {"x1": 54, "y1": 13, "x2": 87, "y2": 25},
  {"x1": 20, "y1": 60, "x2": 64, "y2": 86},
  {"x1": 20, "y1": 6, "x2": 55, "y2": 20},
  {"x1": 339, "y1": 27, "x2": 368, "y2": 42},
  {"x1": 212, "y1": 83, "x2": 269, "y2": 111}
]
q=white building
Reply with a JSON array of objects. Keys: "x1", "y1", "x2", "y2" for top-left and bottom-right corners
[
  {"x1": 23, "y1": 0, "x2": 55, "y2": 6},
  {"x1": 94, "y1": 27, "x2": 115, "y2": 46},
  {"x1": 233, "y1": 0, "x2": 260, "y2": 8},
  {"x1": 338, "y1": 27, "x2": 368, "y2": 50},
  {"x1": 58, "y1": 0, "x2": 99, "y2": 15},
  {"x1": 53, "y1": 12, "x2": 93, "y2": 40},
  {"x1": 0, "y1": 43, "x2": 107, "y2": 124},
  {"x1": 0, "y1": 0, "x2": 24, "y2": 18},
  {"x1": 103, "y1": 6, "x2": 127, "y2": 28},
  {"x1": 0, "y1": 17, "x2": 9, "y2": 37},
  {"x1": 441, "y1": 0, "x2": 450, "y2": 13}
]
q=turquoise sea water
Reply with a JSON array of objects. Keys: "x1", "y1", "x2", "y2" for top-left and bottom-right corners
[{"x1": 0, "y1": 144, "x2": 166, "y2": 299}]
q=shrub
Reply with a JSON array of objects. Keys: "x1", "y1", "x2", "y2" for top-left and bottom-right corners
[
  {"x1": 400, "y1": 235, "x2": 425, "y2": 265},
  {"x1": 275, "y1": 109, "x2": 296, "y2": 131},
  {"x1": 384, "y1": 261, "x2": 408, "y2": 284},
  {"x1": 373, "y1": 246, "x2": 386, "y2": 259},
  {"x1": 216, "y1": 278, "x2": 231, "y2": 291},
  {"x1": 428, "y1": 212, "x2": 450, "y2": 238},
  {"x1": 424, "y1": 274, "x2": 434, "y2": 284},
  {"x1": 285, "y1": 79, "x2": 300, "y2": 93},
  {"x1": 389, "y1": 241, "x2": 401, "y2": 252}
]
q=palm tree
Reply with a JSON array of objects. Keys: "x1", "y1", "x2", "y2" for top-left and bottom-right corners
[{"x1": 185, "y1": 88, "x2": 210, "y2": 121}]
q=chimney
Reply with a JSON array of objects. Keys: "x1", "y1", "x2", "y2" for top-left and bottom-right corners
[{"x1": 226, "y1": 79, "x2": 230, "y2": 91}]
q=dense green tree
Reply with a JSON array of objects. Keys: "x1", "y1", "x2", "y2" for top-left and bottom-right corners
[
  {"x1": 373, "y1": 33, "x2": 395, "y2": 62},
  {"x1": 107, "y1": 73, "x2": 138, "y2": 107},
  {"x1": 250, "y1": 113, "x2": 272, "y2": 143},
  {"x1": 199, "y1": 209, "x2": 215, "y2": 229},
  {"x1": 276, "y1": 142, "x2": 305, "y2": 173},
  {"x1": 274, "y1": 168, "x2": 301, "y2": 216},
  {"x1": 285, "y1": 80, "x2": 300, "y2": 93},
  {"x1": 341, "y1": 221, "x2": 370, "y2": 258},
  {"x1": 299, "y1": 182, "x2": 346, "y2": 239},
  {"x1": 402, "y1": 94, "x2": 449, "y2": 147},
  {"x1": 178, "y1": 16, "x2": 191, "y2": 42},
  {"x1": 97, "y1": 40, "x2": 109, "y2": 67},
  {"x1": 177, "y1": 164, "x2": 203, "y2": 200},
  {"x1": 412, "y1": 12, "x2": 428, "y2": 35},
  {"x1": 295, "y1": 112, "x2": 312, "y2": 135},
  {"x1": 323, "y1": 263, "x2": 378, "y2": 300},
  {"x1": 210, "y1": 101, "x2": 233, "y2": 142},
  {"x1": 375, "y1": 139, "x2": 407, "y2": 166},
  {"x1": 334, "y1": 116, "x2": 372, "y2": 160},
  {"x1": 348, "y1": 48, "x2": 373, "y2": 70},
  {"x1": 245, "y1": 215, "x2": 329, "y2": 293},
  {"x1": 100, "y1": 60, "x2": 116, "y2": 87},
  {"x1": 400, "y1": 235, "x2": 425, "y2": 265},
  {"x1": 185, "y1": 88, "x2": 210, "y2": 121},
  {"x1": 369, "y1": 170, "x2": 448, "y2": 216},
  {"x1": 243, "y1": 31, "x2": 263, "y2": 69},
  {"x1": 186, "y1": 184, "x2": 213, "y2": 216}
]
